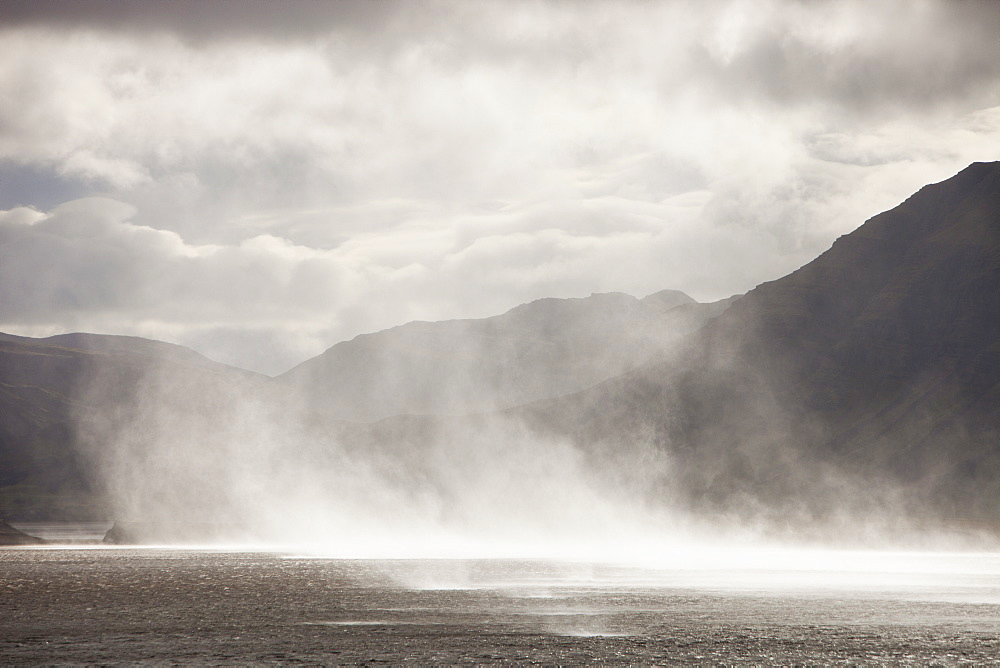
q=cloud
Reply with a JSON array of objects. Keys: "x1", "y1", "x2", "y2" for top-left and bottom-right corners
[
  {"x1": 0, "y1": 191, "x2": 775, "y2": 373},
  {"x1": 690, "y1": 0, "x2": 1000, "y2": 116},
  {"x1": 0, "y1": 0, "x2": 405, "y2": 42},
  {"x1": 1, "y1": 1, "x2": 1000, "y2": 372}
]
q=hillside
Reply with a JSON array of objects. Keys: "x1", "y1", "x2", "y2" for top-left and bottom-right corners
[
  {"x1": 280, "y1": 290, "x2": 734, "y2": 421},
  {"x1": 4, "y1": 162, "x2": 999, "y2": 544},
  {"x1": 511, "y1": 161, "x2": 1000, "y2": 537},
  {"x1": 0, "y1": 334, "x2": 264, "y2": 520},
  {"x1": 0, "y1": 288, "x2": 731, "y2": 521}
]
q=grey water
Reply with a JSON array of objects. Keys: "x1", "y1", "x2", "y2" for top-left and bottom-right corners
[{"x1": 3, "y1": 547, "x2": 1000, "y2": 664}]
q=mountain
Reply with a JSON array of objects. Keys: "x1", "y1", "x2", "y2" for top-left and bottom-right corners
[
  {"x1": 513, "y1": 161, "x2": 1000, "y2": 538},
  {"x1": 0, "y1": 332, "x2": 225, "y2": 363},
  {"x1": 0, "y1": 333, "x2": 263, "y2": 520},
  {"x1": 0, "y1": 288, "x2": 731, "y2": 522},
  {"x1": 279, "y1": 290, "x2": 734, "y2": 421},
  {"x1": 5, "y1": 162, "x2": 999, "y2": 544}
]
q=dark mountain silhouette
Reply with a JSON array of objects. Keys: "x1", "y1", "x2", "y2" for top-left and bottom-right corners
[
  {"x1": 279, "y1": 290, "x2": 733, "y2": 421},
  {"x1": 508, "y1": 161, "x2": 1000, "y2": 538}
]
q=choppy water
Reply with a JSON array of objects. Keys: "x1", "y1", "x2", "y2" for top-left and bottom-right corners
[{"x1": 3, "y1": 547, "x2": 1000, "y2": 664}]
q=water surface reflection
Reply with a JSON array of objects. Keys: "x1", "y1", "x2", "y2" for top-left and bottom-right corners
[{"x1": 3, "y1": 547, "x2": 999, "y2": 663}]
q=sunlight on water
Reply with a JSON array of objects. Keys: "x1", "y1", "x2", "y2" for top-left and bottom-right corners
[
  {"x1": 303, "y1": 621, "x2": 424, "y2": 626},
  {"x1": 6, "y1": 547, "x2": 1000, "y2": 663},
  {"x1": 22, "y1": 519, "x2": 1000, "y2": 605},
  {"x1": 277, "y1": 544, "x2": 1000, "y2": 604}
]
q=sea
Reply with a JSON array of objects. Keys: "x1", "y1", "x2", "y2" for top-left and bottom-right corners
[{"x1": 3, "y1": 526, "x2": 1000, "y2": 664}]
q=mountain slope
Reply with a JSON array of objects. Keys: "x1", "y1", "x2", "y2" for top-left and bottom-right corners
[
  {"x1": 513, "y1": 161, "x2": 1000, "y2": 535},
  {"x1": 0, "y1": 333, "x2": 263, "y2": 520},
  {"x1": 280, "y1": 290, "x2": 734, "y2": 421},
  {"x1": 6, "y1": 163, "x2": 999, "y2": 543}
]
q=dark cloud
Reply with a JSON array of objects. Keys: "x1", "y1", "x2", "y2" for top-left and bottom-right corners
[
  {"x1": 0, "y1": 0, "x2": 406, "y2": 42},
  {"x1": 684, "y1": 1, "x2": 1000, "y2": 117}
]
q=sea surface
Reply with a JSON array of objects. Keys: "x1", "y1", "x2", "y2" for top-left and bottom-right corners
[{"x1": 3, "y1": 544, "x2": 1000, "y2": 664}]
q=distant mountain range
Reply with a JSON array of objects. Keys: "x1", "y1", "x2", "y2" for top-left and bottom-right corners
[
  {"x1": 0, "y1": 287, "x2": 732, "y2": 520},
  {"x1": 2, "y1": 162, "x2": 999, "y2": 544},
  {"x1": 316, "y1": 161, "x2": 1000, "y2": 543},
  {"x1": 279, "y1": 289, "x2": 735, "y2": 421}
]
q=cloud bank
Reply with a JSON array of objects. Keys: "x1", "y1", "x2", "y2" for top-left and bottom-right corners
[{"x1": 2, "y1": 0, "x2": 1000, "y2": 373}]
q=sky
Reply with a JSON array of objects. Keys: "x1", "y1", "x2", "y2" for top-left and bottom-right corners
[{"x1": 1, "y1": 0, "x2": 999, "y2": 375}]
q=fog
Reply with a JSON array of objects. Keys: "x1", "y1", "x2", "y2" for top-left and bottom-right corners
[
  {"x1": 77, "y1": 361, "x2": 683, "y2": 557},
  {"x1": 38, "y1": 163, "x2": 1000, "y2": 559},
  {"x1": 4, "y1": 1, "x2": 999, "y2": 562},
  {"x1": 69, "y1": 322, "x2": 995, "y2": 559}
]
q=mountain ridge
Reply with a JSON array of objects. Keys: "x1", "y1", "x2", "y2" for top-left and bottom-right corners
[
  {"x1": 503, "y1": 161, "x2": 1000, "y2": 536},
  {"x1": 278, "y1": 289, "x2": 733, "y2": 421},
  {"x1": 0, "y1": 286, "x2": 728, "y2": 519},
  {"x1": 3, "y1": 162, "x2": 999, "y2": 542}
]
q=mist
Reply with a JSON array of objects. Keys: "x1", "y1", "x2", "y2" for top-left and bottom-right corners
[
  {"x1": 69, "y1": 272, "x2": 997, "y2": 558},
  {"x1": 73, "y1": 344, "x2": 684, "y2": 557},
  {"x1": 7, "y1": 162, "x2": 998, "y2": 561},
  {"x1": 1, "y1": 0, "x2": 998, "y2": 557},
  {"x1": 7, "y1": 4, "x2": 1000, "y2": 664}
]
